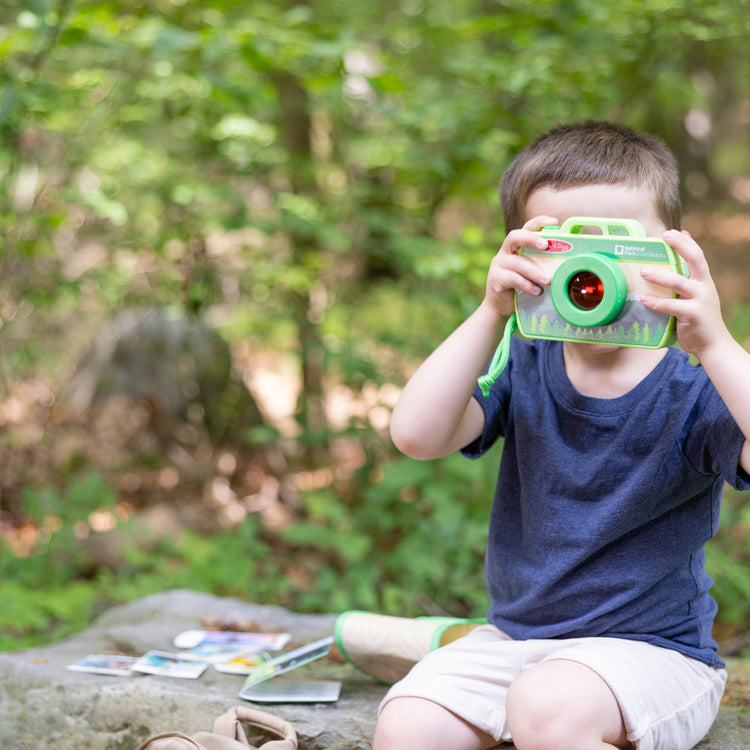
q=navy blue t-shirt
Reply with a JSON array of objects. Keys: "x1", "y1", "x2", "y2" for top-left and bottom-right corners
[{"x1": 463, "y1": 339, "x2": 750, "y2": 668}]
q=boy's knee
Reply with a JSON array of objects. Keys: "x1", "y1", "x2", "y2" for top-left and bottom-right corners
[
  {"x1": 374, "y1": 695, "x2": 498, "y2": 750},
  {"x1": 373, "y1": 698, "x2": 419, "y2": 750},
  {"x1": 506, "y1": 668, "x2": 572, "y2": 750},
  {"x1": 505, "y1": 660, "x2": 629, "y2": 750}
]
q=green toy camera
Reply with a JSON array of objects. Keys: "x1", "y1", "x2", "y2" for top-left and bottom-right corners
[{"x1": 515, "y1": 217, "x2": 687, "y2": 348}]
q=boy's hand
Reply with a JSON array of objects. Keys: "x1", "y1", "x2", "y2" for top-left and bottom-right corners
[
  {"x1": 484, "y1": 215, "x2": 555, "y2": 318},
  {"x1": 640, "y1": 230, "x2": 731, "y2": 359}
]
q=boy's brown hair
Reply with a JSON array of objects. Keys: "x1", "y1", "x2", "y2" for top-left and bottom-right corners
[{"x1": 499, "y1": 121, "x2": 681, "y2": 232}]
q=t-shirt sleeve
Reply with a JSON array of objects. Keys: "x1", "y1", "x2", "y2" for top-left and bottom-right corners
[
  {"x1": 460, "y1": 342, "x2": 516, "y2": 459},
  {"x1": 460, "y1": 392, "x2": 495, "y2": 459},
  {"x1": 683, "y1": 381, "x2": 750, "y2": 491}
]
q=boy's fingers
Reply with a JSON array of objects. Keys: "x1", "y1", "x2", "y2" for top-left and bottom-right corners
[
  {"x1": 503, "y1": 228, "x2": 549, "y2": 254},
  {"x1": 641, "y1": 293, "x2": 682, "y2": 317},
  {"x1": 522, "y1": 215, "x2": 559, "y2": 232},
  {"x1": 496, "y1": 252, "x2": 551, "y2": 286},
  {"x1": 491, "y1": 271, "x2": 544, "y2": 298},
  {"x1": 641, "y1": 266, "x2": 694, "y2": 298},
  {"x1": 663, "y1": 229, "x2": 709, "y2": 280}
]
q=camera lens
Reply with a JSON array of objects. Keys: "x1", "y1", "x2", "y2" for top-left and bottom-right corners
[
  {"x1": 550, "y1": 253, "x2": 627, "y2": 328},
  {"x1": 568, "y1": 271, "x2": 605, "y2": 310}
]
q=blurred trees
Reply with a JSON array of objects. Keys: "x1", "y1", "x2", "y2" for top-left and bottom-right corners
[{"x1": 3, "y1": 0, "x2": 750, "y2": 440}]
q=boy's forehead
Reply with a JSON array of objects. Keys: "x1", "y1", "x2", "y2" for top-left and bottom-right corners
[{"x1": 524, "y1": 184, "x2": 665, "y2": 235}]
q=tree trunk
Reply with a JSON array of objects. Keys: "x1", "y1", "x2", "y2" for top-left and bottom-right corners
[{"x1": 274, "y1": 70, "x2": 328, "y2": 449}]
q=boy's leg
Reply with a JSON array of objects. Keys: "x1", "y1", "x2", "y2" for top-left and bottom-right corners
[
  {"x1": 505, "y1": 659, "x2": 632, "y2": 750},
  {"x1": 373, "y1": 632, "x2": 723, "y2": 750},
  {"x1": 521, "y1": 638, "x2": 727, "y2": 750},
  {"x1": 373, "y1": 696, "x2": 500, "y2": 750},
  {"x1": 375, "y1": 624, "x2": 518, "y2": 744}
]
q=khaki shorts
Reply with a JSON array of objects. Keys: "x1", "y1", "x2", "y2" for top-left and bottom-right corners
[{"x1": 380, "y1": 624, "x2": 726, "y2": 749}]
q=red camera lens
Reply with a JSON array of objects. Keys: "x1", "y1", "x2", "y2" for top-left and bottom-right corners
[{"x1": 568, "y1": 271, "x2": 605, "y2": 310}]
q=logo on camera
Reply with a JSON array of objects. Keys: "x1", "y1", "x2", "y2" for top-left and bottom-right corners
[{"x1": 515, "y1": 217, "x2": 686, "y2": 349}]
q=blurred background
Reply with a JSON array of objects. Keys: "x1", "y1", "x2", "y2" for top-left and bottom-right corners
[{"x1": 1, "y1": 0, "x2": 749, "y2": 654}]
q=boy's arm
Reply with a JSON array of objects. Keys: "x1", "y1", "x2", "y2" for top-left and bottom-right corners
[
  {"x1": 698, "y1": 337, "x2": 750, "y2": 474},
  {"x1": 390, "y1": 219, "x2": 553, "y2": 460},
  {"x1": 390, "y1": 302, "x2": 504, "y2": 460},
  {"x1": 641, "y1": 230, "x2": 750, "y2": 474}
]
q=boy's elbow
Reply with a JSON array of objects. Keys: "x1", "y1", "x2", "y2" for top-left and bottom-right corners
[
  {"x1": 389, "y1": 413, "x2": 433, "y2": 460},
  {"x1": 390, "y1": 421, "x2": 417, "y2": 458},
  {"x1": 390, "y1": 429, "x2": 425, "y2": 460}
]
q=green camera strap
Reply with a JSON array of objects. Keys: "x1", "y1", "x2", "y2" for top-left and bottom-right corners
[{"x1": 477, "y1": 313, "x2": 517, "y2": 397}]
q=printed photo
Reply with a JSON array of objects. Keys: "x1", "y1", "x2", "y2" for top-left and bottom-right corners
[{"x1": 132, "y1": 650, "x2": 209, "y2": 679}]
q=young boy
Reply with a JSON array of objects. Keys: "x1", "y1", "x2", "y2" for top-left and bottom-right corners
[{"x1": 373, "y1": 122, "x2": 750, "y2": 750}]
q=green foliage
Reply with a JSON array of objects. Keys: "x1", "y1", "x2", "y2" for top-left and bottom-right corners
[
  {"x1": 0, "y1": 472, "x2": 117, "y2": 648},
  {"x1": 0, "y1": 579, "x2": 100, "y2": 651},
  {"x1": 274, "y1": 448, "x2": 496, "y2": 617},
  {"x1": 21, "y1": 471, "x2": 117, "y2": 525},
  {"x1": 0, "y1": 448, "x2": 501, "y2": 649},
  {"x1": 0, "y1": 473, "x2": 285, "y2": 649},
  {"x1": 3, "y1": 0, "x2": 750, "y2": 380}
]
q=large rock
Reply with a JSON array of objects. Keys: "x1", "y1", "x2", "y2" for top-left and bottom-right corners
[
  {"x1": 0, "y1": 590, "x2": 387, "y2": 750},
  {"x1": 0, "y1": 590, "x2": 748, "y2": 749},
  {"x1": 63, "y1": 309, "x2": 262, "y2": 439}
]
